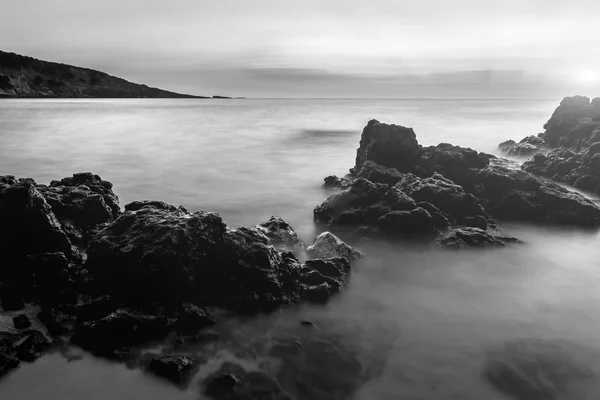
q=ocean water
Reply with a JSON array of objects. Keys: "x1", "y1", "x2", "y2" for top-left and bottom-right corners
[{"x1": 3, "y1": 98, "x2": 600, "y2": 399}]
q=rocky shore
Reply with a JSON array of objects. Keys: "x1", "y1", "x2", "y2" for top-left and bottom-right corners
[{"x1": 2, "y1": 95, "x2": 600, "y2": 399}]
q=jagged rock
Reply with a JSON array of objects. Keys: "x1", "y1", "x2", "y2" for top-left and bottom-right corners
[
  {"x1": 12, "y1": 315, "x2": 31, "y2": 330},
  {"x1": 203, "y1": 362, "x2": 292, "y2": 400},
  {"x1": 395, "y1": 173, "x2": 488, "y2": 223},
  {"x1": 322, "y1": 175, "x2": 351, "y2": 190},
  {"x1": 256, "y1": 216, "x2": 305, "y2": 254},
  {"x1": 173, "y1": 303, "x2": 215, "y2": 336},
  {"x1": 0, "y1": 284, "x2": 25, "y2": 311},
  {"x1": 0, "y1": 177, "x2": 73, "y2": 263},
  {"x1": 377, "y1": 207, "x2": 436, "y2": 237},
  {"x1": 351, "y1": 119, "x2": 419, "y2": 174},
  {"x1": 87, "y1": 203, "x2": 349, "y2": 313},
  {"x1": 314, "y1": 177, "x2": 416, "y2": 228},
  {"x1": 483, "y1": 340, "x2": 596, "y2": 400},
  {"x1": 437, "y1": 228, "x2": 518, "y2": 249},
  {"x1": 0, "y1": 353, "x2": 19, "y2": 378},
  {"x1": 477, "y1": 160, "x2": 600, "y2": 226},
  {"x1": 498, "y1": 135, "x2": 549, "y2": 157},
  {"x1": 70, "y1": 310, "x2": 170, "y2": 359},
  {"x1": 146, "y1": 355, "x2": 200, "y2": 387},
  {"x1": 14, "y1": 331, "x2": 52, "y2": 362},
  {"x1": 300, "y1": 258, "x2": 351, "y2": 303},
  {"x1": 542, "y1": 95, "x2": 600, "y2": 146},
  {"x1": 124, "y1": 200, "x2": 179, "y2": 212},
  {"x1": 355, "y1": 160, "x2": 404, "y2": 185},
  {"x1": 307, "y1": 232, "x2": 363, "y2": 262},
  {"x1": 417, "y1": 143, "x2": 490, "y2": 189}
]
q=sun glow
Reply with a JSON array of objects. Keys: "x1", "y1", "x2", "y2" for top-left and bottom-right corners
[{"x1": 574, "y1": 69, "x2": 599, "y2": 86}]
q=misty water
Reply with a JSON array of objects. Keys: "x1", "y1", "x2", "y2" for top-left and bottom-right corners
[{"x1": 3, "y1": 98, "x2": 600, "y2": 399}]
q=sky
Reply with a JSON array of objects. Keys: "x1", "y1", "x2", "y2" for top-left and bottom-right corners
[{"x1": 2, "y1": 0, "x2": 600, "y2": 98}]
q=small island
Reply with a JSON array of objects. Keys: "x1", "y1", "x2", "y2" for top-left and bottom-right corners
[{"x1": 0, "y1": 50, "x2": 234, "y2": 99}]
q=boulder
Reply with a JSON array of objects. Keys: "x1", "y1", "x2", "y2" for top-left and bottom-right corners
[
  {"x1": 475, "y1": 161, "x2": 600, "y2": 226},
  {"x1": 307, "y1": 232, "x2": 363, "y2": 262},
  {"x1": 203, "y1": 362, "x2": 292, "y2": 400},
  {"x1": 417, "y1": 143, "x2": 490, "y2": 189},
  {"x1": 124, "y1": 200, "x2": 179, "y2": 212},
  {"x1": 498, "y1": 136, "x2": 549, "y2": 157},
  {"x1": 14, "y1": 331, "x2": 51, "y2": 362},
  {"x1": 437, "y1": 228, "x2": 519, "y2": 249},
  {"x1": 377, "y1": 207, "x2": 436, "y2": 237},
  {"x1": 173, "y1": 303, "x2": 215, "y2": 336},
  {"x1": 87, "y1": 203, "x2": 349, "y2": 313},
  {"x1": 300, "y1": 258, "x2": 351, "y2": 304},
  {"x1": 0, "y1": 178, "x2": 73, "y2": 264},
  {"x1": 355, "y1": 160, "x2": 404, "y2": 185},
  {"x1": 12, "y1": 315, "x2": 31, "y2": 330},
  {"x1": 0, "y1": 284, "x2": 25, "y2": 311},
  {"x1": 395, "y1": 173, "x2": 488, "y2": 223},
  {"x1": 351, "y1": 119, "x2": 419, "y2": 174},
  {"x1": 146, "y1": 355, "x2": 200, "y2": 387},
  {"x1": 322, "y1": 175, "x2": 351, "y2": 190},
  {"x1": 70, "y1": 310, "x2": 170, "y2": 359},
  {"x1": 0, "y1": 353, "x2": 19, "y2": 378},
  {"x1": 314, "y1": 177, "x2": 416, "y2": 228},
  {"x1": 542, "y1": 95, "x2": 600, "y2": 146},
  {"x1": 483, "y1": 339, "x2": 595, "y2": 400},
  {"x1": 255, "y1": 216, "x2": 305, "y2": 254}
]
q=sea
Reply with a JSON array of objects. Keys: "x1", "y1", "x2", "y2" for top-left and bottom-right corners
[{"x1": 2, "y1": 98, "x2": 600, "y2": 399}]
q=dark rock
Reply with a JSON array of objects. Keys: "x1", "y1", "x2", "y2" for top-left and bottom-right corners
[
  {"x1": 38, "y1": 174, "x2": 118, "y2": 234},
  {"x1": 12, "y1": 315, "x2": 31, "y2": 330},
  {"x1": 203, "y1": 362, "x2": 291, "y2": 400},
  {"x1": 314, "y1": 177, "x2": 416, "y2": 228},
  {"x1": 306, "y1": 232, "x2": 363, "y2": 262},
  {"x1": 483, "y1": 340, "x2": 595, "y2": 400},
  {"x1": 146, "y1": 355, "x2": 200, "y2": 387},
  {"x1": 76, "y1": 295, "x2": 118, "y2": 322},
  {"x1": 70, "y1": 310, "x2": 170, "y2": 359},
  {"x1": 417, "y1": 143, "x2": 490, "y2": 188},
  {"x1": 0, "y1": 353, "x2": 19, "y2": 378},
  {"x1": 124, "y1": 200, "x2": 178, "y2": 212},
  {"x1": 475, "y1": 161, "x2": 600, "y2": 226},
  {"x1": 21, "y1": 252, "x2": 72, "y2": 306},
  {"x1": 498, "y1": 136, "x2": 549, "y2": 157},
  {"x1": 15, "y1": 331, "x2": 52, "y2": 362},
  {"x1": 351, "y1": 119, "x2": 419, "y2": 174},
  {"x1": 415, "y1": 201, "x2": 454, "y2": 229},
  {"x1": 464, "y1": 215, "x2": 488, "y2": 230},
  {"x1": 322, "y1": 175, "x2": 350, "y2": 190},
  {"x1": 355, "y1": 161, "x2": 404, "y2": 185},
  {"x1": 173, "y1": 303, "x2": 215, "y2": 336},
  {"x1": 396, "y1": 173, "x2": 488, "y2": 223},
  {"x1": 0, "y1": 178, "x2": 73, "y2": 264},
  {"x1": 38, "y1": 307, "x2": 72, "y2": 336},
  {"x1": 0, "y1": 285, "x2": 25, "y2": 311},
  {"x1": 437, "y1": 227, "x2": 518, "y2": 249},
  {"x1": 256, "y1": 216, "x2": 305, "y2": 254},
  {"x1": 542, "y1": 95, "x2": 600, "y2": 146},
  {"x1": 300, "y1": 258, "x2": 351, "y2": 304},
  {"x1": 377, "y1": 207, "x2": 436, "y2": 237}
]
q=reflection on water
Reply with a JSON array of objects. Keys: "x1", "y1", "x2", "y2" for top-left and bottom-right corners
[{"x1": 3, "y1": 98, "x2": 600, "y2": 399}]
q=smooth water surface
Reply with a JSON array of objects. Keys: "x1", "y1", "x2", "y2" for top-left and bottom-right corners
[{"x1": 3, "y1": 98, "x2": 600, "y2": 400}]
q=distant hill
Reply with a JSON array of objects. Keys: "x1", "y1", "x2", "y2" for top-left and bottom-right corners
[{"x1": 0, "y1": 50, "x2": 207, "y2": 98}]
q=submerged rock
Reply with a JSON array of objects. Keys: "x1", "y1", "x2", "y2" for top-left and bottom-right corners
[
  {"x1": 437, "y1": 227, "x2": 519, "y2": 249},
  {"x1": 483, "y1": 339, "x2": 596, "y2": 400},
  {"x1": 12, "y1": 315, "x2": 31, "y2": 330},
  {"x1": 203, "y1": 362, "x2": 291, "y2": 400},
  {"x1": 70, "y1": 310, "x2": 170, "y2": 359},
  {"x1": 307, "y1": 232, "x2": 363, "y2": 262},
  {"x1": 351, "y1": 119, "x2": 419, "y2": 174},
  {"x1": 0, "y1": 353, "x2": 19, "y2": 378},
  {"x1": 146, "y1": 355, "x2": 200, "y2": 387},
  {"x1": 322, "y1": 175, "x2": 351, "y2": 190},
  {"x1": 173, "y1": 303, "x2": 215, "y2": 336},
  {"x1": 14, "y1": 331, "x2": 51, "y2": 362}
]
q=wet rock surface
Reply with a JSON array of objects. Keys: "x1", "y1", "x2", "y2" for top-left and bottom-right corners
[
  {"x1": 146, "y1": 355, "x2": 200, "y2": 387},
  {"x1": 306, "y1": 232, "x2": 363, "y2": 262},
  {"x1": 256, "y1": 216, "x2": 305, "y2": 254}
]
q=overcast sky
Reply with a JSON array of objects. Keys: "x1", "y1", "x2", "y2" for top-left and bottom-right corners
[{"x1": 2, "y1": 0, "x2": 599, "y2": 97}]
